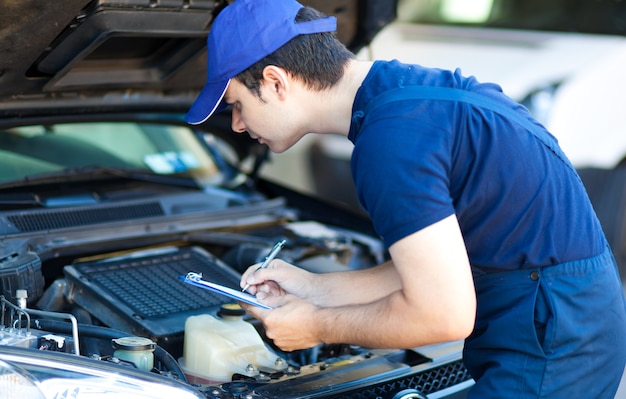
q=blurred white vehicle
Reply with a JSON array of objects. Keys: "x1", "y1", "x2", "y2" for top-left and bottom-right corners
[{"x1": 357, "y1": 0, "x2": 626, "y2": 169}]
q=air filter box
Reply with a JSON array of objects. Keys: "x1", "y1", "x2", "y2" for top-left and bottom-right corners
[{"x1": 0, "y1": 252, "x2": 45, "y2": 304}]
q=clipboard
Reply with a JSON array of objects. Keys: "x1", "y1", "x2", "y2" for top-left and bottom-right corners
[{"x1": 179, "y1": 272, "x2": 272, "y2": 310}]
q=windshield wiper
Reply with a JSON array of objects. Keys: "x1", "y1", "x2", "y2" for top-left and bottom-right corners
[
  {"x1": 0, "y1": 166, "x2": 202, "y2": 191},
  {"x1": 0, "y1": 192, "x2": 44, "y2": 207}
]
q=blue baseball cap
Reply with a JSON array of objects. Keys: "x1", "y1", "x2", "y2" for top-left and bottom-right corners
[{"x1": 185, "y1": 0, "x2": 337, "y2": 125}]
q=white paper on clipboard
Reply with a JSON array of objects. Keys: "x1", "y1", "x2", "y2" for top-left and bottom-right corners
[{"x1": 179, "y1": 272, "x2": 272, "y2": 310}]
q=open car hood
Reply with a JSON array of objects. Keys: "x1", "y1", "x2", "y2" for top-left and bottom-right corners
[{"x1": 0, "y1": 0, "x2": 396, "y2": 118}]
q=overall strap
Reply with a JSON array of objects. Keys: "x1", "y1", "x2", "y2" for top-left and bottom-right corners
[{"x1": 362, "y1": 86, "x2": 576, "y2": 174}]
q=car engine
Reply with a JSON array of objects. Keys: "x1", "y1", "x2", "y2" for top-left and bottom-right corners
[{"x1": 1, "y1": 215, "x2": 472, "y2": 398}]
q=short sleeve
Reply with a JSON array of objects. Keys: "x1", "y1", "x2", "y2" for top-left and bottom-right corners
[{"x1": 351, "y1": 101, "x2": 456, "y2": 248}]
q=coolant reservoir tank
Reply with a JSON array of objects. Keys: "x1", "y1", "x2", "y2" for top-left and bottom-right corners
[
  {"x1": 182, "y1": 304, "x2": 287, "y2": 384},
  {"x1": 112, "y1": 336, "x2": 156, "y2": 371}
]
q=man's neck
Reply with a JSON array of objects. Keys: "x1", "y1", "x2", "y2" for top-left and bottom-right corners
[{"x1": 309, "y1": 59, "x2": 373, "y2": 136}]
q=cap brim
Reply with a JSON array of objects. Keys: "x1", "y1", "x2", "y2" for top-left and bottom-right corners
[{"x1": 185, "y1": 79, "x2": 230, "y2": 125}]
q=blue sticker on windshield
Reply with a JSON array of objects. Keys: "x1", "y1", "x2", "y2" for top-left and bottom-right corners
[
  {"x1": 178, "y1": 151, "x2": 200, "y2": 168},
  {"x1": 144, "y1": 151, "x2": 200, "y2": 174}
]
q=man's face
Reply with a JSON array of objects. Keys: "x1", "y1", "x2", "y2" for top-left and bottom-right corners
[{"x1": 224, "y1": 78, "x2": 304, "y2": 153}]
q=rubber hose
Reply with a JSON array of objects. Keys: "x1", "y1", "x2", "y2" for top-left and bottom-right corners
[{"x1": 32, "y1": 318, "x2": 188, "y2": 383}]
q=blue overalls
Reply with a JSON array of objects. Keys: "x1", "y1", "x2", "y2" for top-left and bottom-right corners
[
  {"x1": 464, "y1": 246, "x2": 626, "y2": 398},
  {"x1": 362, "y1": 85, "x2": 626, "y2": 397}
]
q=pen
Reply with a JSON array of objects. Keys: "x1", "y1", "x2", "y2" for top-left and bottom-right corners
[{"x1": 242, "y1": 239, "x2": 286, "y2": 293}]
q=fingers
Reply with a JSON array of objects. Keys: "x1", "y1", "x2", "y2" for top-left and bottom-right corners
[
  {"x1": 255, "y1": 280, "x2": 284, "y2": 298},
  {"x1": 240, "y1": 295, "x2": 321, "y2": 351},
  {"x1": 256, "y1": 291, "x2": 289, "y2": 307},
  {"x1": 258, "y1": 296, "x2": 322, "y2": 351},
  {"x1": 239, "y1": 259, "x2": 315, "y2": 304},
  {"x1": 239, "y1": 258, "x2": 289, "y2": 291},
  {"x1": 239, "y1": 301, "x2": 268, "y2": 319},
  {"x1": 238, "y1": 293, "x2": 287, "y2": 322}
]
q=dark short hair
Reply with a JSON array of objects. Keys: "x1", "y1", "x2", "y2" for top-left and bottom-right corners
[{"x1": 234, "y1": 6, "x2": 355, "y2": 99}]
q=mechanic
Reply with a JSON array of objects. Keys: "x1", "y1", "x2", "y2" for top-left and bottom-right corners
[{"x1": 185, "y1": 0, "x2": 626, "y2": 397}]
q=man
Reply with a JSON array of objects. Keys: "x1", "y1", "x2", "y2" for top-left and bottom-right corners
[{"x1": 185, "y1": 0, "x2": 626, "y2": 397}]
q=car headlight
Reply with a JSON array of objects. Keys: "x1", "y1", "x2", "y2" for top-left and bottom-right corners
[
  {"x1": 0, "y1": 359, "x2": 45, "y2": 399},
  {"x1": 0, "y1": 347, "x2": 204, "y2": 399}
]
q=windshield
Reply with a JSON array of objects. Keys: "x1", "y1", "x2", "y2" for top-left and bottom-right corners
[
  {"x1": 0, "y1": 122, "x2": 222, "y2": 186},
  {"x1": 398, "y1": 0, "x2": 626, "y2": 35}
]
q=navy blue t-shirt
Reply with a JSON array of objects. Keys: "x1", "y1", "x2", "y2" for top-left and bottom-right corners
[{"x1": 348, "y1": 60, "x2": 605, "y2": 270}]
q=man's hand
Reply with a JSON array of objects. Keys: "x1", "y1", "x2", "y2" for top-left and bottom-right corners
[
  {"x1": 240, "y1": 294, "x2": 322, "y2": 351},
  {"x1": 239, "y1": 260, "x2": 324, "y2": 350},
  {"x1": 240, "y1": 258, "x2": 316, "y2": 300},
  {"x1": 238, "y1": 214, "x2": 475, "y2": 351}
]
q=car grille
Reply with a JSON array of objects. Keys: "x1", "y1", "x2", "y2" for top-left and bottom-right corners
[
  {"x1": 7, "y1": 202, "x2": 164, "y2": 232},
  {"x1": 332, "y1": 359, "x2": 471, "y2": 399}
]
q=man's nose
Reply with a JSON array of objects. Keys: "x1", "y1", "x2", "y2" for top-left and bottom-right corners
[{"x1": 231, "y1": 109, "x2": 246, "y2": 133}]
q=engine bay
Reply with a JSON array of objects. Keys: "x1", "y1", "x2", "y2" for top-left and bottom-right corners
[
  {"x1": 0, "y1": 181, "x2": 471, "y2": 398},
  {"x1": 1, "y1": 220, "x2": 472, "y2": 398}
]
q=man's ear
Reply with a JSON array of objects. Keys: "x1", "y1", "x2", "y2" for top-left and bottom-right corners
[{"x1": 261, "y1": 65, "x2": 290, "y2": 99}]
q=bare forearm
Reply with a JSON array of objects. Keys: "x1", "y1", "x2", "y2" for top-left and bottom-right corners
[
  {"x1": 311, "y1": 288, "x2": 472, "y2": 349},
  {"x1": 314, "y1": 216, "x2": 476, "y2": 349},
  {"x1": 244, "y1": 215, "x2": 477, "y2": 352},
  {"x1": 308, "y1": 260, "x2": 401, "y2": 307}
]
